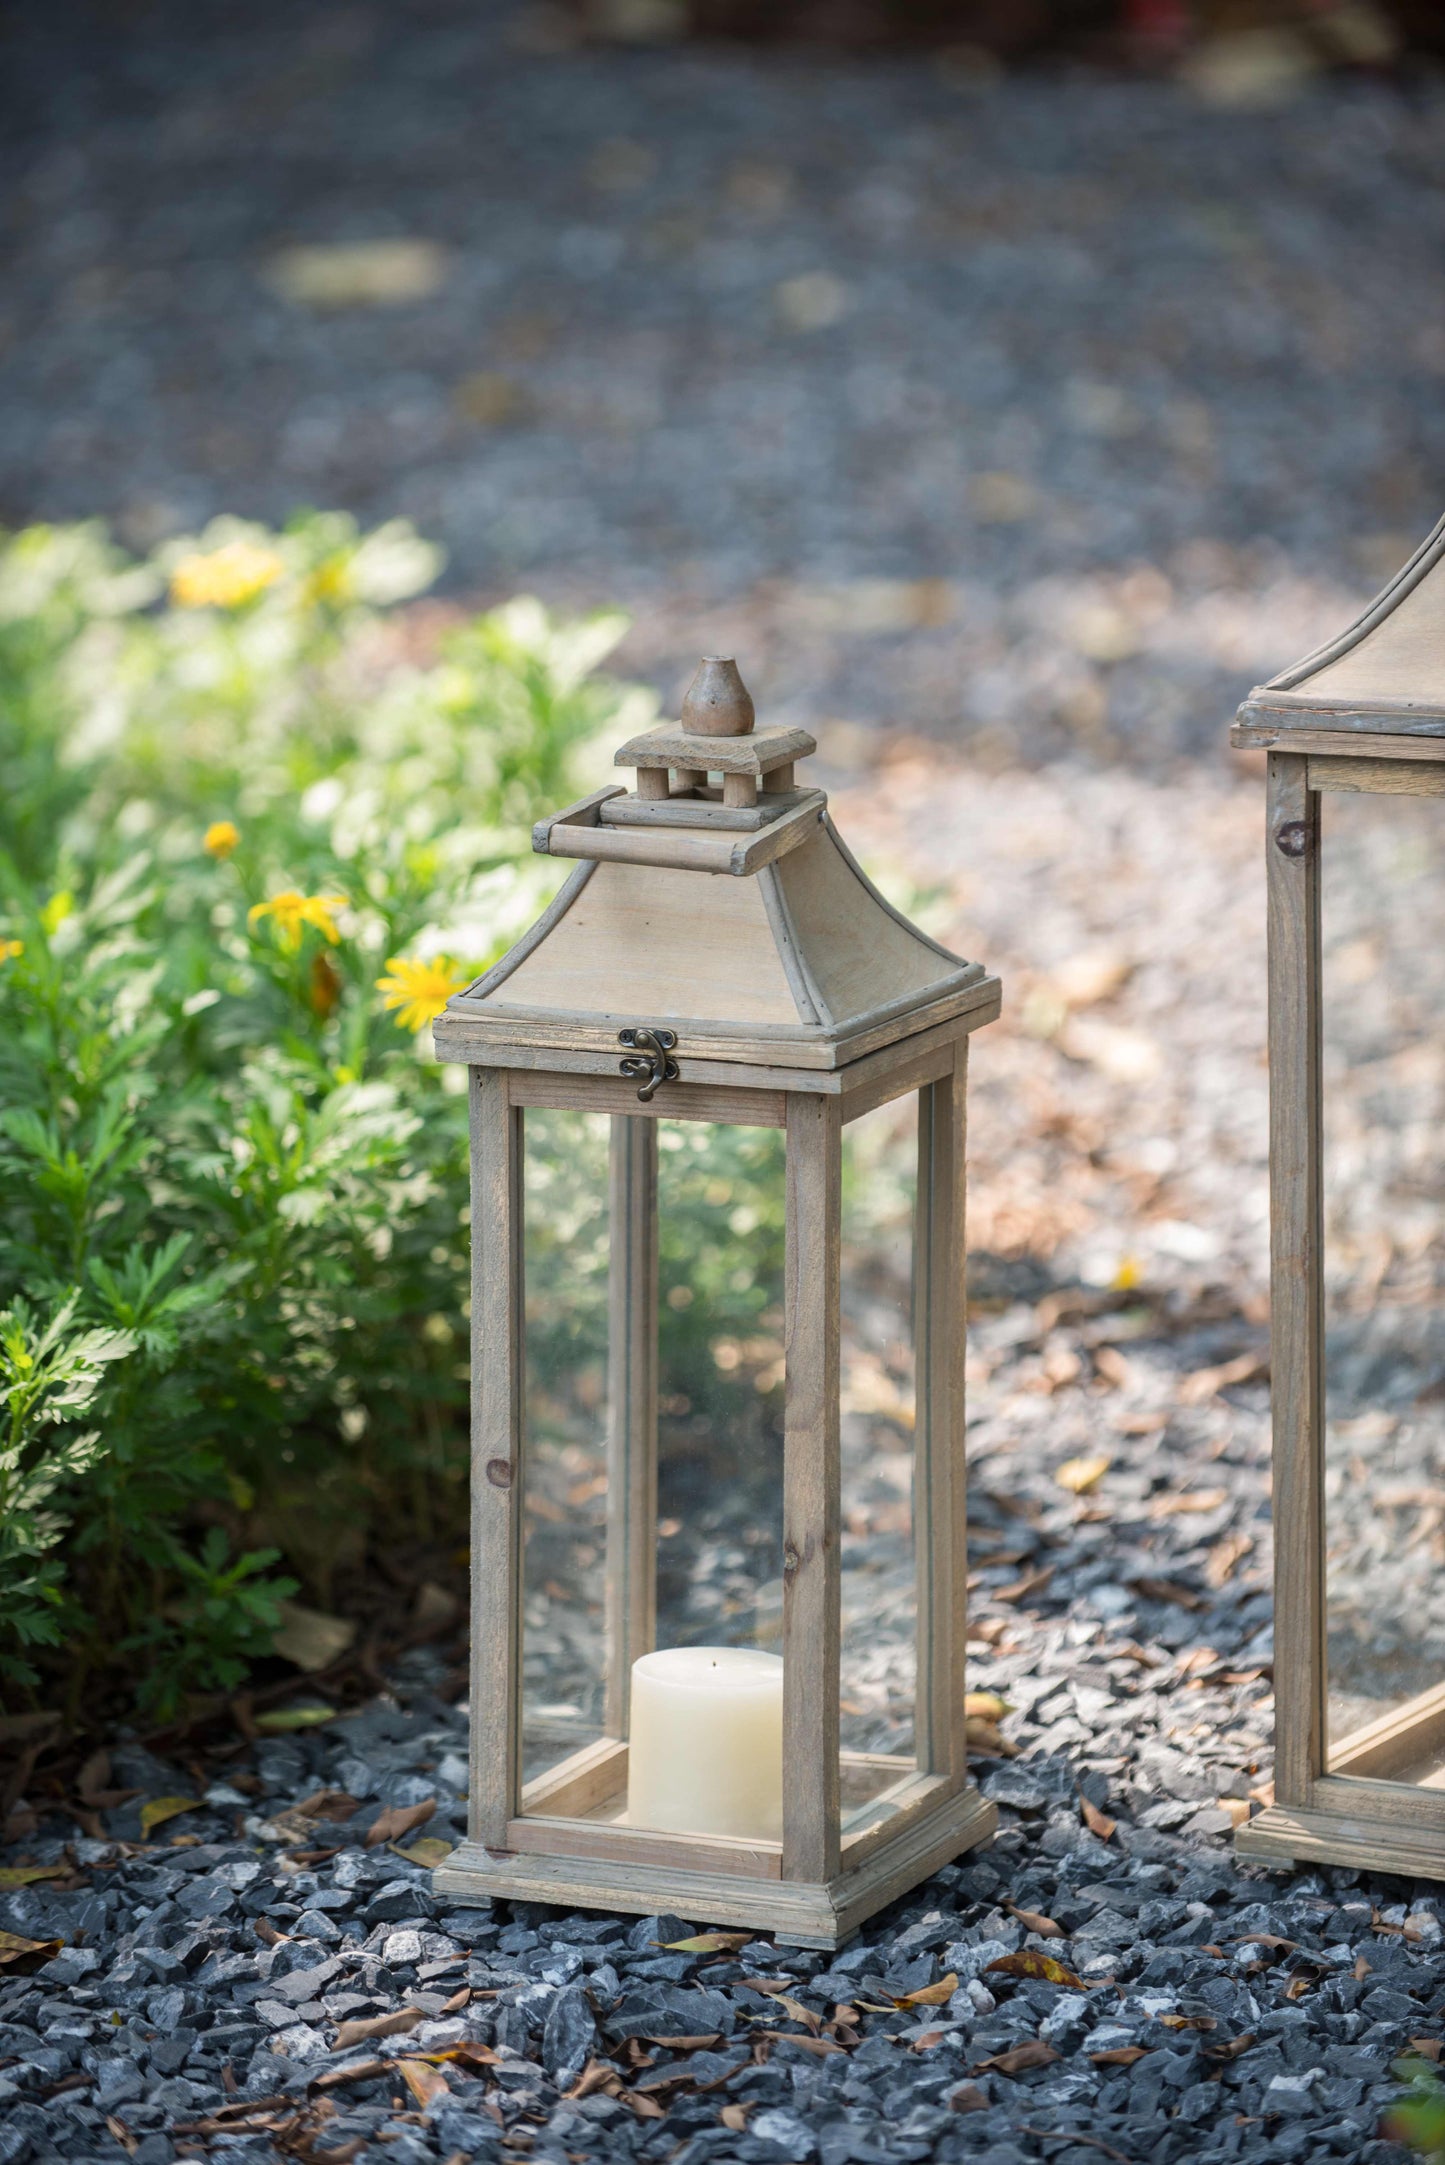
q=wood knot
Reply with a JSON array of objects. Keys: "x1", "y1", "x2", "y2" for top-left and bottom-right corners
[
  {"x1": 1274, "y1": 820, "x2": 1310, "y2": 859},
  {"x1": 485, "y1": 1458, "x2": 513, "y2": 1489},
  {"x1": 680, "y1": 656, "x2": 755, "y2": 738},
  {"x1": 782, "y1": 1540, "x2": 802, "y2": 1580}
]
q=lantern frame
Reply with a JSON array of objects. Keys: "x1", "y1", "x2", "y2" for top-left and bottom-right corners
[
  {"x1": 1233, "y1": 515, "x2": 1445, "y2": 1879},
  {"x1": 432, "y1": 668, "x2": 1001, "y2": 1945}
]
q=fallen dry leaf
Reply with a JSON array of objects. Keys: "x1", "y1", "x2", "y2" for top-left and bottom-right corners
[
  {"x1": 1150, "y1": 1488, "x2": 1230, "y2": 1519},
  {"x1": 719, "y1": 2103, "x2": 751, "y2": 2131},
  {"x1": 1409, "y1": 2038, "x2": 1444, "y2": 2064},
  {"x1": 365, "y1": 1797, "x2": 435, "y2": 1849},
  {"x1": 1205, "y1": 2033, "x2": 1256, "y2": 2062},
  {"x1": 1128, "y1": 1575, "x2": 1204, "y2": 1610},
  {"x1": 1205, "y1": 1531, "x2": 1255, "y2": 1586},
  {"x1": 398, "y1": 2059, "x2": 449, "y2": 2108},
  {"x1": 949, "y1": 2081, "x2": 991, "y2": 2112},
  {"x1": 293, "y1": 1789, "x2": 362, "y2": 1822},
  {"x1": 1216, "y1": 1798, "x2": 1252, "y2": 1829},
  {"x1": 333, "y1": 2008, "x2": 426, "y2": 2049},
  {"x1": 1080, "y1": 1795, "x2": 1118, "y2": 1842},
  {"x1": 392, "y1": 1836, "x2": 453, "y2": 1868},
  {"x1": 139, "y1": 1797, "x2": 201, "y2": 1838},
  {"x1": 0, "y1": 1865, "x2": 70, "y2": 1890},
  {"x1": 893, "y1": 1971, "x2": 958, "y2": 2009},
  {"x1": 964, "y1": 1691, "x2": 1012, "y2": 1722},
  {"x1": 1177, "y1": 1350, "x2": 1267, "y2": 1404},
  {"x1": 0, "y1": 1931, "x2": 62, "y2": 1969},
  {"x1": 976, "y1": 2040, "x2": 1060, "y2": 2075},
  {"x1": 992, "y1": 1566, "x2": 1054, "y2": 1606},
  {"x1": 1005, "y1": 1903, "x2": 1063, "y2": 1939},
  {"x1": 1092, "y1": 2045, "x2": 1149, "y2": 2067},
  {"x1": 965, "y1": 1717, "x2": 1019, "y2": 1758},
  {"x1": 1055, "y1": 1454, "x2": 1111, "y2": 1495},
  {"x1": 986, "y1": 1951, "x2": 1083, "y2": 1989}
]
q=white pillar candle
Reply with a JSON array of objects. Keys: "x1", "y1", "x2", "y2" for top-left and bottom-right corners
[{"x1": 627, "y1": 1646, "x2": 784, "y2": 1842}]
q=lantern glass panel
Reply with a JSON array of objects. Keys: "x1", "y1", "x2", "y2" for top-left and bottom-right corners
[
  {"x1": 656, "y1": 1118, "x2": 786, "y2": 1658},
  {"x1": 839, "y1": 1095, "x2": 919, "y2": 1815},
  {"x1": 520, "y1": 1107, "x2": 612, "y2": 1787},
  {"x1": 1322, "y1": 790, "x2": 1445, "y2": 1782}
]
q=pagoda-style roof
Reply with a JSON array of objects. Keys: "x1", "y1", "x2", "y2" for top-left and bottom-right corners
[
  {"x1": 1237, "y1": 513, "x2": 1445, "y2": 742},
  {"x1": 434, "y1": 659, "x2": 997, "y2": 1076}
]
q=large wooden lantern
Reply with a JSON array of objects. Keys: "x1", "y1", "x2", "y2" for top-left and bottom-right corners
[
  {"x1": 1235, "y1": 518, "x2": 1445, "y2": 1877},
  {"x1": 432, "y1": 659, "x2": 1001, "y2": 1945}
]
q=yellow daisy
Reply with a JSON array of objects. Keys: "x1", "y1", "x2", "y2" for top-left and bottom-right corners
[
  {"x1": 0, "y1": 938, "x2": 23, "y2": 963},
  {"x1": 248, "y1": 889, "x2": 347, "y2": 952},
  {"x1": 171, "y1": 540, "x2": 285, "y2": 610},
  {"x1": 204, "y1": 820, "x2": 240, "y2": 859},
  {"x1": 376, "y1": 955, "x2": 470, "y2": 1033}
]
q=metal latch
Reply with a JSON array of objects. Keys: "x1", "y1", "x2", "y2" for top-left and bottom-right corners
[{"x1": 618, "y1": 1025, "x2": 679, "y2": 1102}]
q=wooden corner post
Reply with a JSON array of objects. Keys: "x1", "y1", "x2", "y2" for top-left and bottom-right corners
[
  {"x1": 914, "y1": 1047, "x2": 969, "y2": 1786},
  {"x1": 605, "y1": 1115, "x2": 659, "y2": 1737},
  {"x1": 782, "y1": 1091, "x2": 843, "y2": 1884},
  {"x1": 469, "y1": 1067, "x2": 525, "y2": 1847},
  {"x1": 1266, "y1": 751, "x2": 1326, "y2": 1807}
]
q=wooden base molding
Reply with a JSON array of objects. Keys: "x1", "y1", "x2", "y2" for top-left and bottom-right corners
[
  {"x1": 1237, "y1": 1797, "x2": 1445, "y2": 1880},
  {"x1": 434, "y1": 1783, "x2": 997, "y2": 1949}
]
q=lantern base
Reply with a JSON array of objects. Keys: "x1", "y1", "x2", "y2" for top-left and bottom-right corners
[
  {"x1": 1237, "y1": 1797, "x2": 1445, "y2": 1881},
  {"x1": 434, "y1": 1782, "x2": 997, "y2": 1950}
]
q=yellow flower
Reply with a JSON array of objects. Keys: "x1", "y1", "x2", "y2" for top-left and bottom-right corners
[
  {"x1": 0, "y1": 939, "x2": 22, "y2": 963},
  {"x1": 376, "y1": 955, "x2": 470, "y2": 1033},
  {"x1": 204, "y1": 820, "x2": 240, "y2": 859},
  {"x1": 248, "y1": 889, "x2": 347, "y2": 952},
  {"x1": 171, "y1": 540, "x2": 285, "y2": 609}
]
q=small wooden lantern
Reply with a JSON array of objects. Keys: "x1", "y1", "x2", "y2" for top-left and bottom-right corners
[
  {"x1": 1234, "y1": 517, "x2": 1445, "y2": 1877},
  {"x1": 433, "y1": 659, "x2": 1001, "y2": 1945}
]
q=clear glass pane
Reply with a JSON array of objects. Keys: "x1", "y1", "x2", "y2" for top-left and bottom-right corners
[
  {"x1": 1323, "y1": 789, "x2": 1445, "y2": 1782},
  {"x1": 840, "y1": 1093, "x2": 919, "y2": 1823},
  {"x1": 654, "y1": 1119, "x2": 786, "y2": 1657},
  {"x1": 520, "y1": 1107, "x2": 611, "y2": 1791}
]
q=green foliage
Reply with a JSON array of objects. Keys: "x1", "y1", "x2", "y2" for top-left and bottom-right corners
[
  {"x1": 0, "y1": 1293, "x2": 134, "y2": 1687},
  {"x1": 0, "y1": 513, "x2": 652, "y2": 1715},
  {"x1": 1388, "y1": 2060, "x2": 1445, "y2": 2158}
]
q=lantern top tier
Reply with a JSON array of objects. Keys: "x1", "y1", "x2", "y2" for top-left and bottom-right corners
[
  {"x1": 1237, "y1": 512, "x2": 1445, "y2": 741},
  {"x1": 434, "y1": 658, "x2": 995, "y2": 1076}
]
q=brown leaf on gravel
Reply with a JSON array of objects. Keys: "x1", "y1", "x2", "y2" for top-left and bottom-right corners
[
  {"x1": 398, "y1": 2060, "x2": 449, "y2": 2108},
  {"x1": 1205, "y1": 2034, "x2": 1257, "y2": 2062},
  {"x1": 662, "y1": 1931, "x2": 753, "y2": 1953},
  {"x1": 1205, "y1": 1531, "x2": 1255, "y2": 1586},
  {"x1": 1004, "y1": 1903, "x2": 1063, "y2": 1939},
  {"x1": 976, "y1": 2040, "x2": 1060, "y2": 2075},
  {"x1": 1128, "y1": 1575, "x2": 1205, "y2": 1610},
  {"x1": 365, "y1": 1797, "x2": 434, "y2": 1848},
  {"x1": 1080, "y1": 1795, "x2": 1117, "y2": 1842},
  {"x1": 1409, "y1": 2038, "x2": 1444, "y2": 2064},
  {"x1": 0, "y1": 1931, "x2": 62, "y2": 1970},
  {"x1": 719, "y1": 2103, "x2": 751, "y2": 2130},
  {"x1": 639, "y1": 2034, "x2": 724, "y2": 2052},
  {"x1": 567, "y1": 2060, "x2": 621, "y2": 2102},
  {"x1": 992, "y1": 1567, "x2": 1053, "y2": 1606},
  {"x1": 1091, "y1": 2045, "x2": 1148, "y2": 2066},
  {"x1": 1150, "y1": 1488, "x2": 1229, "y2": 1519},
  {"x1": 313, "y1": 2058, "x2": 390, "y2": 2092},
  {"x1": 333, "y1": 2008, "x2": 426, "y2": 2049},
  {"x1": 1055, "y1": 1454, "x2": 1111, "y2": 1495},
  {"x1": 294, "y1": 1789, "x2": 362, "y2": 1821},
  {"x1": 1177, "y1": 1350, "x2": 1267, "y2": 1404},
  {"x1": 986, "y1": 1951, "x2": 1083, "y2": 1989},
  {"x1": 949, "y1": 2082, "x2": 991, "y2": 2112}
]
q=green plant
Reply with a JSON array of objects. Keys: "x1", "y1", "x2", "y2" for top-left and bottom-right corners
[
  {"x1": 0, "y1": 512, "x2": 651, "y2": 1718},
  {"x1": 1388, "y1": 2059, "x2": 1445, "y2": 2158},
  {"x1": 0, "y1": 1293, "x2": 134, "y2": 1687}
]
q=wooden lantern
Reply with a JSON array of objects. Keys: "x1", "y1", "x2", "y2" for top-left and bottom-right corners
[
  {"x1": 1234, "y1": 518, "x2": 1445, "y2": 1877},
  {"x1": 432, "y1": 659, "x2": 1001, "y2": 1946}
]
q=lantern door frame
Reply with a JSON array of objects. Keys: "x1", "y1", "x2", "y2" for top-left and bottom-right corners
[
  {"x1": 1234, "y1": 730, "x2": 1445, "y2": 1880},
  {"x1": 436, "y1": 1007, "x2": 998, "y2": 1948}
]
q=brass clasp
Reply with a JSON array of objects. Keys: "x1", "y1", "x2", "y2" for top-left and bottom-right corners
[{"x1": 618, "y1": 1025, "x2": 679, "y2": 1102}]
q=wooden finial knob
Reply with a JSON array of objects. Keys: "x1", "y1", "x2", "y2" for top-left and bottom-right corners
[{"x1": 680, "y1": 656, "x2": 755, "y2": 738}]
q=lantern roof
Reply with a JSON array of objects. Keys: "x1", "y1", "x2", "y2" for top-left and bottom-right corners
[
  {"x1": 434, "y1": 658, "x2": 995, "y2": 1075},
  {"x1": 1238, "y1": 513, "x2": 1445, "y2": 740}
]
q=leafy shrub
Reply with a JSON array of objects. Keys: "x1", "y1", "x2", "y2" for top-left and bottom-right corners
[{"x1": 0, "y1": 513, "x2": 651, "y2": 1716}]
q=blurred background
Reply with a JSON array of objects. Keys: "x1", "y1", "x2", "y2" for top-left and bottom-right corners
[{"x1": 4, "y1": 0, "x2": 1444, "y2": 760}]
